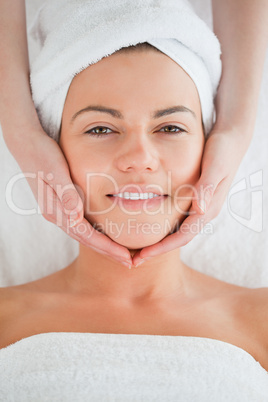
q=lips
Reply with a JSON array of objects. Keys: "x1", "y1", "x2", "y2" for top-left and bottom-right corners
[
  {"x1": 110, "y1": 192, "x2": 160, "y2": 199},
  {"x1": 107, "y1": 184, "x2": 167, "y2": 196},
  {"x1": 107, "y1": 192, "x2": 168, "y2": 211}
]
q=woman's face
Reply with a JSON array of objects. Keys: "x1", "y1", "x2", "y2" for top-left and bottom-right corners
[{"x1": 59, "y1": 49, "x2": 205, "y2": 249}]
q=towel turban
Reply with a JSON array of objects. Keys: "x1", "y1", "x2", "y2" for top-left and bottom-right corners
[{"x1": 29, "y1": 0, "x2": 222, "y2": 142}]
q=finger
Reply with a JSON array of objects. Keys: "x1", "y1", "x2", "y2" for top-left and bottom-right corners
[
  {"x1": 132, "y1": 205, "x2": 206, "y2": 266},
  {"x1": 132, "y1": 250, "x2": 144, "y2": 267},
  {"x1": 135, "y1": 215, "x2": 206, "y2": 262},
  {"x1": 55, "y1": 192, "x2": 132, "y2": 264},
  {"x1": 37, "y1": 177, "x2": 74, "y2": 226},
  {"x1": 66, "y1": 218, "x2": 132, "y2": 264},
  {"x1": 192, "y1": 134, "x2": 232, "y2": 215},
  {"x1": 40, "y1": 181, "x2": 132, "y2": 265},
  {"x1": 43, "y1": 173, "x2": 84, "y2": 223},
  {"x1": 192, "y1": 180, "x2": 217, "y2": 215},
  {"x1": 192, "y1": 165, "x2": 227, "y2": 215},
  {"x1": 134, "y1": 229, "x2": 189, "y2": 264},
  {"x1": 135, "y1": 182, "x2": 229, "y2": 263}
]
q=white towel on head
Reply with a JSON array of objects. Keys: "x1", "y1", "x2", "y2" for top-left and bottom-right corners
[{"x1": 29, "y1": 0, "x2": 222, "y2": 143}]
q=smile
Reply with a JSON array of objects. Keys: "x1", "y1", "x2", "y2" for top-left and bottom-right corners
[{"x1": 110, "y1": 192, "x2": 160, "y2": 200}]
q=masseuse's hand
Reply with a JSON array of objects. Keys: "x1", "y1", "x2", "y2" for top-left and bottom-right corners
[
  {"x1": 0, "y1": 0, "x2": 132, "y2": 267},
  {"x1": 132, "y1": 126, "x2": 251, "y2": 267},
  {"x1": 6, "y1": 129, "x2": 132, "y2": 267},
  {"x1": 132, "y1": 0, "x2": 268, "y2": 267}
]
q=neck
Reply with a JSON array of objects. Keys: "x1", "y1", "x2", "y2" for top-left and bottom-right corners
[{"x1": 64, "y1": 244, "x2": 191, "y2": 306}]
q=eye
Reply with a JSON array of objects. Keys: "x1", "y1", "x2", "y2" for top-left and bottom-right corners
[
  {"x1": 159, "y1": 125, "x2": 186, "y2": 135},
  {"x1": 85, "y1": 126, "x2": 113, "y2": 137},
  {"x1": 85, "y1": 124, "x2": 187, "y2": 138}
]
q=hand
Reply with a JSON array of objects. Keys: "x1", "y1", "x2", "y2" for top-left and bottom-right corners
[
  {"x1": 5, "y1": 128, "x2": 132, "y2": 267},
  {"x1": 132, "y1": 126, "x2": 252, "y2": 267}
]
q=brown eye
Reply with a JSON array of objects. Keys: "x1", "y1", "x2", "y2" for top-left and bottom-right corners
[
  {"x1": 160, "y1": 125, "x2": 186, "y2": 134},
  {"x1": 85, "y1": 126, "x2": 113, "y2": 137}
]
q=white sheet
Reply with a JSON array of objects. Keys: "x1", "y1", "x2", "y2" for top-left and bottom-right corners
[{"x1": 0, "y1": 0, "x2": 267, "y2": 287}]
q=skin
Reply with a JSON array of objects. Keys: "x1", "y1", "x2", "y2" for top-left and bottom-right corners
[
  {"x1": 1, "y1": 49, "x2": 268, "y2": 372},
  {"x1": 58, "y1": 48, "x2": 204, "y2": 303}
]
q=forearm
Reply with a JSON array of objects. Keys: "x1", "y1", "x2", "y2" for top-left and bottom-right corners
[
  {"x1": 0, "y1": 0, "x2": 42, "y2": 147},
  {"x1": 212, "y1": 0, "x2": 268, "y2": 139}
]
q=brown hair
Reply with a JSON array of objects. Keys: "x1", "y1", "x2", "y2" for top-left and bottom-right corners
[{"x1": 115, "y1": 41, "x2": 162, "y2": 54}]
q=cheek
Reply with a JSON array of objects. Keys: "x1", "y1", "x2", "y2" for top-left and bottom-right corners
[
  {"x1": 170, "y1": 141, "x2": 203, "y2": 209},
  {"x1": 64, "y1": 149, "x2": 114, "y2": 215},
  {"x1": 59, "y1": 139, "x2": 103, "y2": 207},
  {"x1": 171, "y1": 141, "x2": 203, "y2": 181}
]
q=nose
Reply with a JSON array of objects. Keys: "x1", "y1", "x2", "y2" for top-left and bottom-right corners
[{"x1": 116, "y1": 133, "x2": 159, "y2": 173}]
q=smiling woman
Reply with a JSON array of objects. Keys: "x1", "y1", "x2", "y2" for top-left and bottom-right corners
[
  {"x1": 0, "y1": 0, "x2": 268, "y2": 400},
  {"x1": 59, "y1": 46, "x2": 204, "y2": 249}
]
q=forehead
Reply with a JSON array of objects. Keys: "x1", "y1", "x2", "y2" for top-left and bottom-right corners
[
  {"x1": 64, "y1": 50, "x2": 201, "y2": 118},
  {"x1": 74, "y1": 50, "x2": 197, "y2": 89}
]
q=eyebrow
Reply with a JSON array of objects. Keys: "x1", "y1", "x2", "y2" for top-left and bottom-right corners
[{"x1": 70, "y1": 104, "x2": 196, "y2": 124}]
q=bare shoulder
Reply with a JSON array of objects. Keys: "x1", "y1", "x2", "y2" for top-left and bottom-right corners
[
  {"x1": 0, "y1": 285, "x2": 20, "y2": 304},
  {"x1": 0, "y1": 281, "x2": 48, "y2": 323},
  {"x1": 247, "y1": 287, "x2": 268, "y2": 309},
  {"x1": 229, "y1": 286, "x2": 268, "y2": 361},
  {"x1": 238, "y1": 286, "x2": 268, "y2": 312},
  {"x1": 215, "y1": 285, "x2": 268, "y2": 371},
  {"x1": 242, "y1": 287, "x2": 268, "y2": 341},
  {"x1": 0, "y1": 286, "x2": 21, "y2": 342},
  {"x1": 0, "y1": 284, "x2": 50, "y2": 348},
  {"x1": 0, "y1": 285, "x2": 28, "y2": 320}
]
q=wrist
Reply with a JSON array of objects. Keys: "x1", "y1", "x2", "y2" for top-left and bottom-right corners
[
  {"x1": 210, "y1": 119, "x2": 255, "y2": 155},
  {"x1": 1, "y1": 97, "x2": 44, "y2": 139},
  {"x1": 213, "y1": 84, "x2": 258, "y2": 140},
  {"x1": 0, "y1": 68, "x2": 44, "y2": 135},
  {"x1": 1, "y1": 114, "x2": 46, "y2": 151},
  {"x1": 213, "y1": 111, "x2": 256, "y2": 138}
]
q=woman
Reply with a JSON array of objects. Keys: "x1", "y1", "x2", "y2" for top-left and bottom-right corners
[
  {"x1": 0, "y1": 0, "x2": 267, "y2": 400},
  {"x1": 1, "y1": 0, "x2": 267, "y2": 266},
  {"x1": 0, "y1": 41, "x2": 268, "y2": 398}
]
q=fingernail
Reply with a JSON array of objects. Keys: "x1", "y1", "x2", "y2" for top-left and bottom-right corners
[
  {"x1": 121, "y1": 259, "x2": 131, "y2": 265},
  {"x1": 198, "y1": 200, "x2": 206, "y2": 214},
  {"x1": 69, "y1": 218, "x2": 80, "y2": 227},
  {"x1": 69, "y1": 211, "x2": 80, "y2": 219},
  {"x1": 90, "y1": 246, "x2": 108, "y2": 255},
  {"x1": 134, "y1": 257, "x2": 151, "y2": 268},
  {"x1": 122, "y1": 262, "x2": 132, "y2": 269},
  {"x1": 134, "y1": 259, "x2": 145, "y2": 268}
]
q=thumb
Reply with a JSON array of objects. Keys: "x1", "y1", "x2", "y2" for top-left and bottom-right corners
[
  {"x1": 192, "y1": 175, "x2": 217, "y2": 215},
  {"x1": 47, "y1": 173, "x2": 84, "y2": 223},
  {"x1": 60, "y1": 183, "x2": 84, "y2": 220}
]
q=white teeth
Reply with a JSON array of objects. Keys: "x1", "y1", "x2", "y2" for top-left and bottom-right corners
[{"x1": 112, "y1": 192, "x2": 160, "y2": 200}]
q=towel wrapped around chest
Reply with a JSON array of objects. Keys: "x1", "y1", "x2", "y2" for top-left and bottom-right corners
[{"x1": 0, "y1": 332, "x2": 267, "y2": 401}]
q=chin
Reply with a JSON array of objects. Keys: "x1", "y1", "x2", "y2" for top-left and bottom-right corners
[
  {"x1": 106, "y1": 233, "x2": 165, "y2": 249},
  {"x1": 86, "y1": 215, "x2": 182, "y2": 248}
]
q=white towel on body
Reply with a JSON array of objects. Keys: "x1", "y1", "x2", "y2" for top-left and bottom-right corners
[
  {"x1": 0, "y1": 332, "x2": 267, "y2": 401},
  {"x1": 28, "y1": 0, "x2": 222, "y2": 142}
]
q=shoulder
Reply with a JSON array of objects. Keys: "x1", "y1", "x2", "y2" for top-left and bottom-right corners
[
  {"x1": 244, "y1": 287, "x2": 268, "y2": 339},
  {"x1": 0, "y1": 286, "x2": 24, "y2": 321},
  {"x1": 0, "y1": 285, "x2": 41, "y2": 348},
  {"x1": 0, "y1": 285, "x2": 18, "y2": 305},
  {"x1": 220, "y1": 286, "x2": 268, "y2": 371},
  {"x1": 243, "y1": 287, "x2": 268, "y2": 370},
  {"x1": 240, "y1": 286, "x2": 268, "y2": 312},
  {"x1": 0, "y1": 284, "x2": 40, "y2": 326},
  {"x1": 0, "y1": 287, "x2": 19, "y2": 342},
  {"x1": 234, "y1": 287, "x2": 268, "y2": 357}
]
